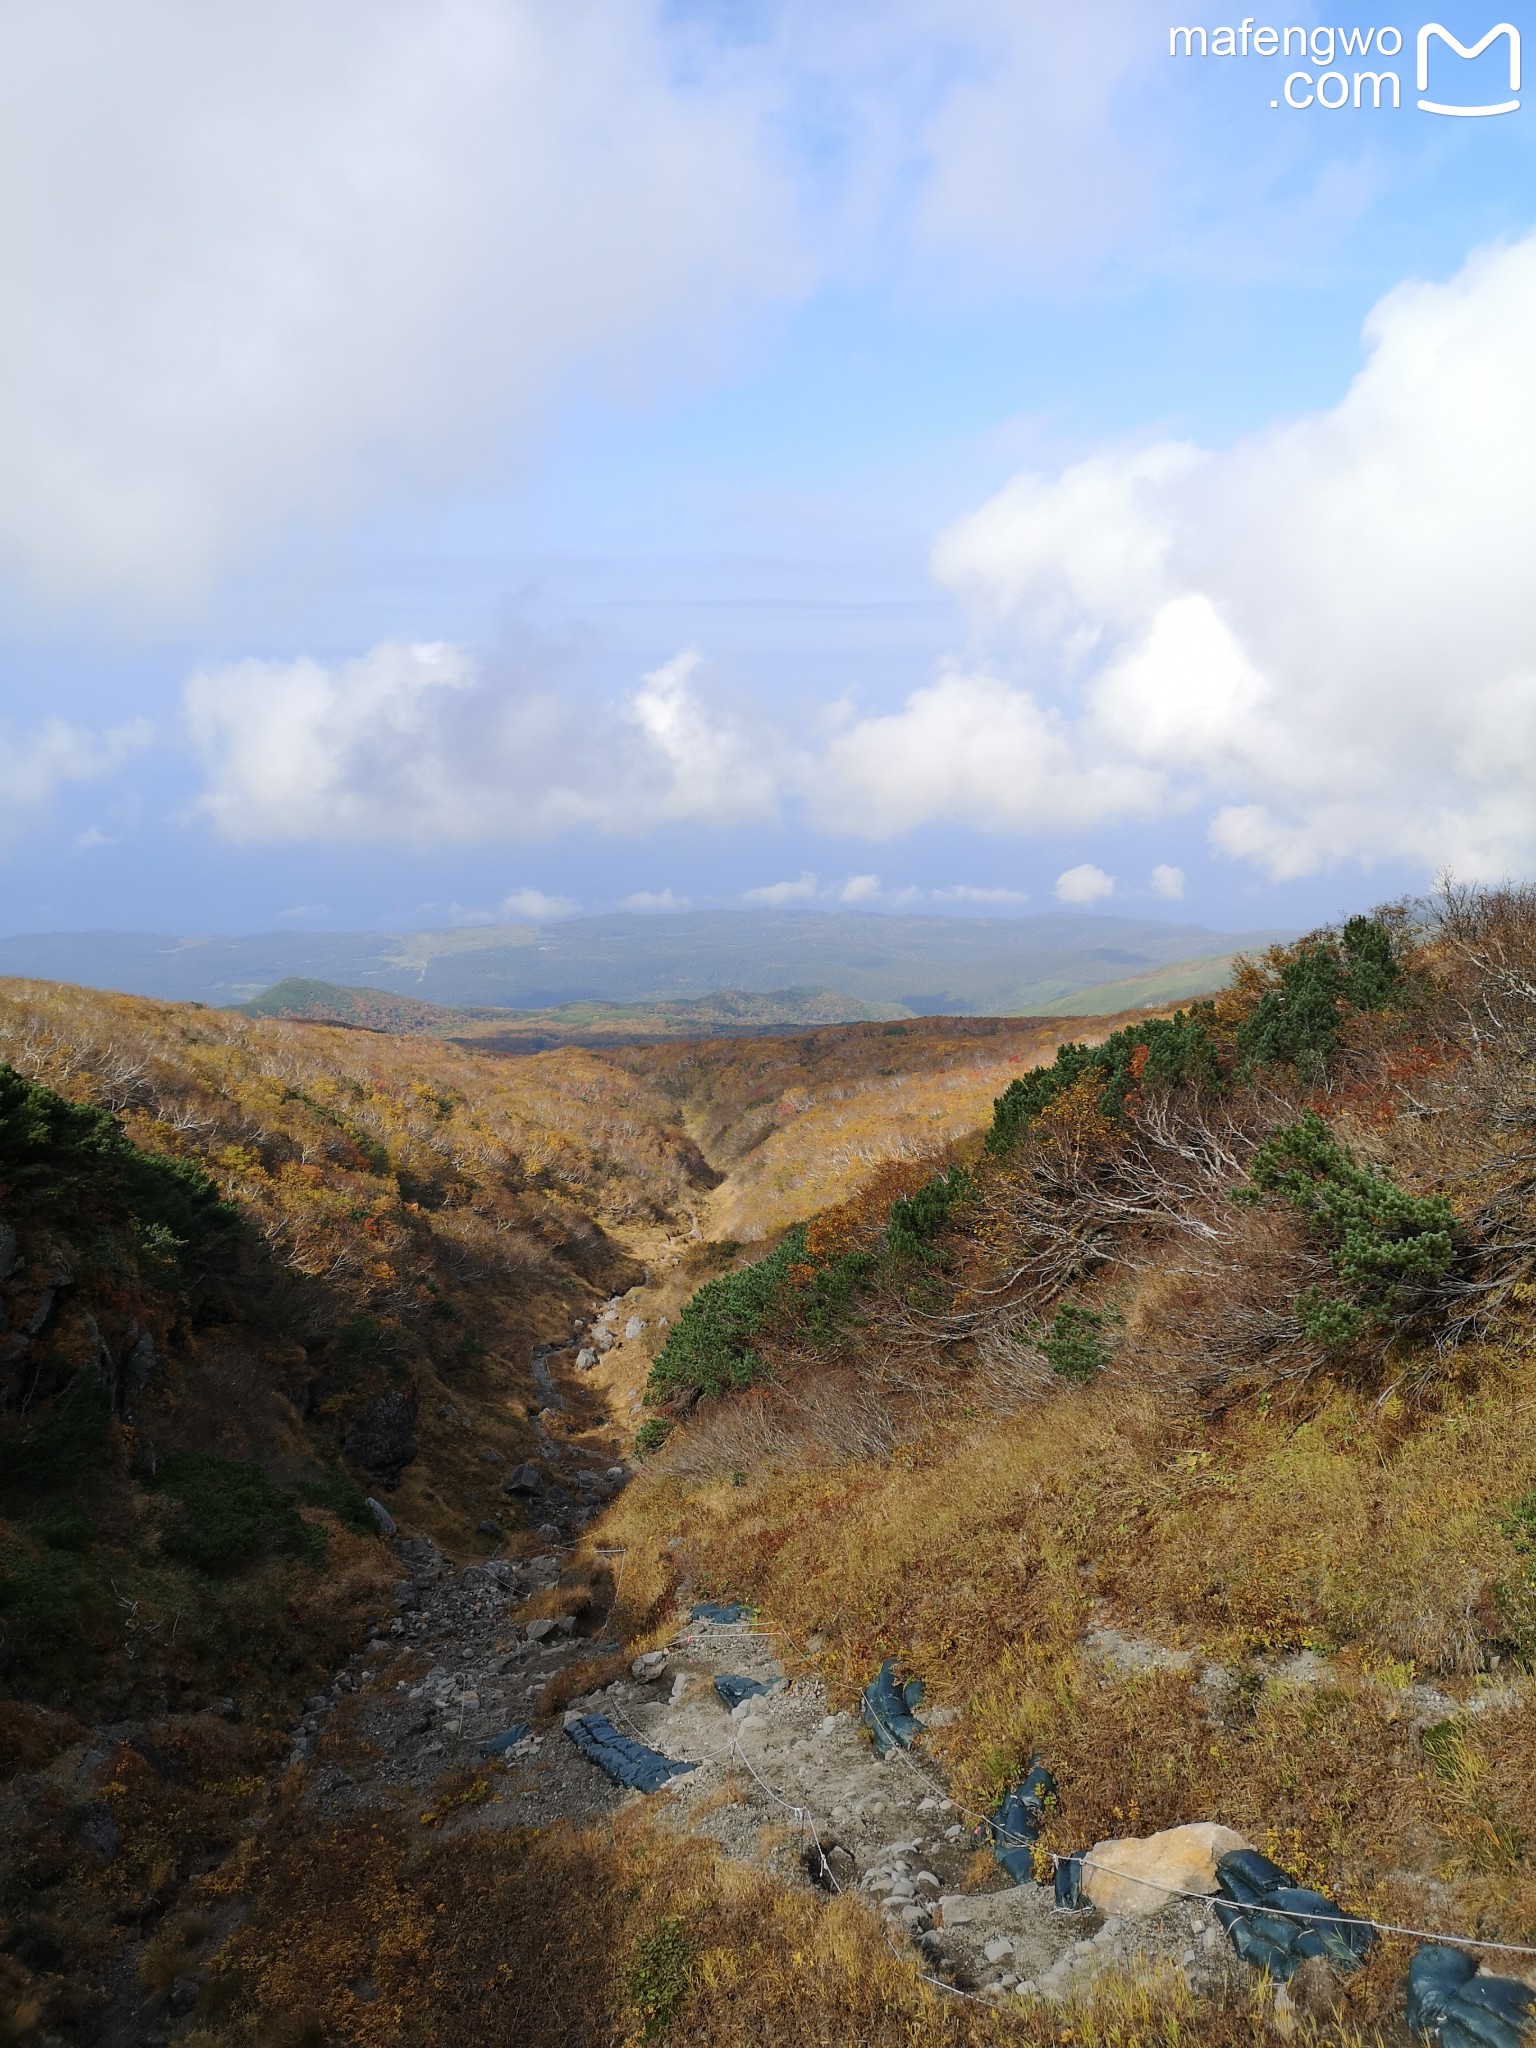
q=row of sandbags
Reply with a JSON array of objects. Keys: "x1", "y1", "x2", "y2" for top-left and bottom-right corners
[{"x1": 858, "y1": 1659, "x2": 1532, "y2": 2043}]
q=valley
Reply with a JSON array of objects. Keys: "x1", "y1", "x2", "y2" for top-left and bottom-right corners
[{"x1": 6, "y1": 896, "x2": 1536, "y2": 2047}]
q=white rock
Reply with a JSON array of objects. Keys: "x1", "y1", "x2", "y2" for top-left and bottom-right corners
[
  {"x1": 1080, "y1": 1822, "x2": 1251, "y2": 1920},
  {"x1": 576, "y1": 1349, "x2": 597, "y2": 1370},
  {"x1": 937, "y1": 1895, "x2": 976, "y2": 1926},
  {"x1": 625, "y1": 1317, "x2": 646, "y2": 1339},
  {"x1": 984, "y1": 1938, "x2": 1016, "y2": 1964}
]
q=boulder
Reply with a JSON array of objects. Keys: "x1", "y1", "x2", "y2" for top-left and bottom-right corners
[
  {"x1": 364, "y1": 1497, "x2": 398, "y2": 1538},
  {"x1": 77, "y1": 1802, "x2": 120, "y2": 1860},
  {"x1": 345, "y1": 1390, "x2": 419, "y2": 1483},
  {"x1": 503, "y1": 1462, "x2": 542, "y2": 1496},
  {"x1": 1081, "y1": 1822, "x2": 1251, "y2": 1919}
]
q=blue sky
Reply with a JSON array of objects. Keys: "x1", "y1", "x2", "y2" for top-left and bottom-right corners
[{"x1": 3, "y1": 0, "x2": 1536, "y2": 938}]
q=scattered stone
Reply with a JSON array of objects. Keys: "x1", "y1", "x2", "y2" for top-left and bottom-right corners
[
  {"x1": 984, "y1": 1937, "x2": 1016, "y2": 1964},
  {"x1": 526, "y1": 1618, "x2": 558, "y2": 1643},
  {"x1": 475, "y1": 1518, "x2": 502, "y2": 1540},
  {"x1": 1085, "y1": 1626, "x2": 1195, "y2": 1677},
  {"x1": 576, "y1": 1349, "x2": 597, "y2": 1370},
  {"x1": 625, "y1": 1316, "x2": 646, "y2": 1339},
  {"x1": 504, "y1": 1463, "x2": 542, "y2": 1496},
  {"x1": 631, "y1": 1651, "x2": 669, "y2": 1682},
  {"x1": 479, "y1": 1447, "x2": 504, "y2": 1466}
]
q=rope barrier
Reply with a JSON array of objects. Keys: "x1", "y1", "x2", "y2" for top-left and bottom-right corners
[
  {"x1": 857, "y1": 1692, "x2": 1536, "y2": 1961},
  {"x1": 595, "y1": 1608, "x2": 1536, "y2": 1975}
]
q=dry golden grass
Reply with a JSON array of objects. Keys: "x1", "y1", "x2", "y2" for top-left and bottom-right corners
[
  {"x1": 609, "y1": 1014, "x2": 1153, "y2": 1242},
  {"x1": 192, "y1": 1798, "x2": 1371, "y2": 2048},
  {"x1": 593, "y1": 1363, "x2": 1536, "y2": 1953}
]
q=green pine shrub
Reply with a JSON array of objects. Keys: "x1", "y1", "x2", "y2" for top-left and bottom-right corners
[
  {"x1": 154, "y1": 1451, "x2": 326, "y2": 1573},
  {"x1": 1238, "y1": 1110, "x2": 1455, "y2": 1340}
]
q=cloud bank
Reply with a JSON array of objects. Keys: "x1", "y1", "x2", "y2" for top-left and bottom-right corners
[
  {"x1": 0, "y1": 0, "x2": 800, "y2": 614},
  {"x1": 0, "y1": 716, "x2": 151, "y2": 837},
  {"x1": 836, "y1": 233, "x2": 1536, "y2": 881},
  {"x1": 0, "y1": 0, "x2": 1179, "y2": 620},
  {"x1": 162, "y1": 232, "x2": 1536, "y2": 888},
  {"x1": 183, "y1": 642, "x2": 780, "y2": 843}
]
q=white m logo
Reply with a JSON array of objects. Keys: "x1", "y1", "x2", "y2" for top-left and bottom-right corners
[{"x1": 1417, "y1": 22, "x2": 1521, "y2": 115}]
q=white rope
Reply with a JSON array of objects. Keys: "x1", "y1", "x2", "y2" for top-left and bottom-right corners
[
  {"x1": 858, "y1": 1692, "x2": 1536, "y2": 1961},
  {"x1": 613, "y1": 1610, "x2": 1536, "y2": 1972}
]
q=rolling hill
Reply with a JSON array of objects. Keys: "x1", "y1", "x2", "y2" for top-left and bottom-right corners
[{"x1": 0, "y1": 909, "x2": 1290, "y2": 1016}]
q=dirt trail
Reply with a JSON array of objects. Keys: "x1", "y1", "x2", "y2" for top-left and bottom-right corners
[{"x1": 287, "y1": 1322, "x2": 1240, "y2": 2016}]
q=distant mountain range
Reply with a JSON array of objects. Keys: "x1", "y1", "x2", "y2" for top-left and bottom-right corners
[
  {"x1": 240, "y1": 978, "x2": 910, "y2": 1047},
  {"x1": 0, "y1": 909, "x2": 1293, "y2": 1019}
]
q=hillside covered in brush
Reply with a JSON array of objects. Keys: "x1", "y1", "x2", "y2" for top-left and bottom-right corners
[
  {"x1": 9, "y1": 893, "x2": 1536, "y2": 2048},
  {"x1": 567, "y1": 888, "x2": 1536, "y2": 2041}
]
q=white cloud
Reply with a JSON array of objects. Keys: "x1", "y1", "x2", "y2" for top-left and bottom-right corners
[
  {"x1": 743, "y1": 873, "x2": 820, "y2": 906},
  {"x1": 0, "y1": 2, "x2": 801, "y2": 614},
  {"x1": 840, "y1": 874, "x2": 883, "y2": 903},
  {"x1": 621, "y1": 888, "x2": 690, "y2": 913},
  {"x1": 810, "y1": 668, "x2": 1161, "y2": 838},
  {"x1": 0, "y1": 716, "x2": 151, "y2": 838},
  {"x1": 498, "y1": 887, "x2": 580, "y2": 922},
  {"x1": 904, "y1": 231, "x2": 1536, "y2": 882},
  {"x1": 0, "y1": 1, "x2": 1187, "y2": 618},
  {"x1": 1055, "y1": 863, "x2": 1115, "y2": 905},
  {"x1": 933, "y1": 884, "x2": 1030, "y2": 906},
  {"x1": 1149, "y1": 864, "x2": 1185, "y2": 900},
  {"x1": 443, "y1": 886, "x2": 579, "y2": 924},
  {"x1": 627, "y1": 652, "x2": 781, "y2": 826},
  {"x1": 183, "y1": 639, "x2": 776, "y2": 843}
]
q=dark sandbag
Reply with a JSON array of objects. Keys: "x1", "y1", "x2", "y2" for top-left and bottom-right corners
[
  {"x1": 1216, "y1": 1848, "x2": 1293, "y2": 1901},
  {"x1": 1459, "y1": 1978, "x2": 1536, "y2": 2028},
  {"x1": 861, "y1": 1658, "x2": 926, "y2": 1756},
  {"x1": 476, "y1": 1722, "x2": 532, "y2": 1756},
  {"x1": 989, "y1": 1761, "x2": 1059, "y2": 1883},
  {"x1": 714, "y1": 1674, "x2": 770, "y2": 1710},
  {"x1": 565, "y1": 1713, "x2": 696, "y2": 1793},
  {"x1": 1053, "y1": 1856, "x2": 1084, "y2": 1909},
  {"x1": 1407, "y1": 1945, "x2": 1479, "y2": 2033},
  {"x1": 1214, "y1": 1851, "x2": 1376, "y2": 1982},
  {"x1": 1262, "y1": 1887, "x2": 1378, "y2": 1969},
  {"x1": 690, "y1": 1601, "x2": 749, "y2": 1624},
  {"x1": 1403, "y1": 1956, "x2": 1536, "y2": 2048}
]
